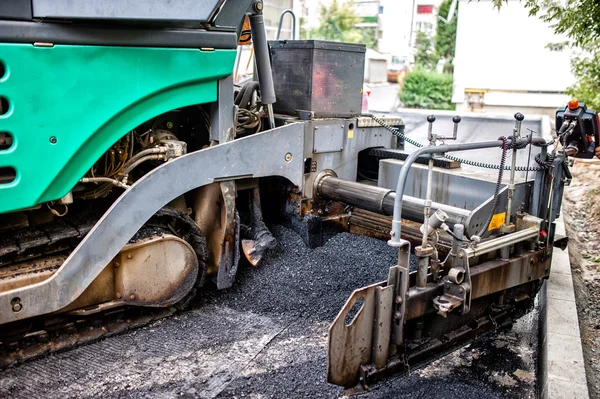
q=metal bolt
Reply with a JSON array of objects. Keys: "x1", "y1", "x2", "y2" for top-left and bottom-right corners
[
  {"x1": 12, "y1": 303, "x2": 22, "y2": 312},
  {"x1": 285, "y1": 153, "x2": 292, "y2": 162},
  {"x1": 166, "y1": 121, "x2": 174, "y2": 129},
  {"x1": 130, "y1": 294, "x2": 136, "y2": 300},
  {"x1": 49, "y1": 136, "x2": 57, "y2": 144},
  {"x1": 127, "y1": 254, "x2": 133, "y2": 259},
  {"x1": 394, "y1": 311, "x2": 402, "y2": 319},
  {"x1": 116, "y1": 293, "x2": 122, "y2": 299},
  {"x1": 395, "y1": 296, "x2": 403, "y2": 304},
  {"x1": 114, "y1": 261, "x2": 120, "y2": 268}
]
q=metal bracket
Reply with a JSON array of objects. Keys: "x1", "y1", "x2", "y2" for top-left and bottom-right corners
[
  {"x1": 326, "y1": 239, "x2": 410, "y2": 388},
  {"x1": 390, "y1": 239, "x2": 411, "y2": 345},
  {"x1": 216, "y1": 180, "x2": 240, "y2": 289},
  {"x1": 0, "y1": 123, "x2": 305, "y2": 324},
  {"x1": 434, "y1": 248, "x2": 471, "y2": 317}
]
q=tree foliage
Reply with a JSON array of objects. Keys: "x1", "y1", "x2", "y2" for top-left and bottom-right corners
[
  {"x1": 413, "y1": 31, "x2": 438, "y2": 70},
  {"x1": 495, "y1": 0, "x2": 600, "y2": 109},
  {"x1": 304, "y1": 0, "x2": 377, "y2": 48},
  {"x1": 399, "y1": 67, "x2": 454, "y2": 110},
  {"x1": 435, "y1": 0, "x2": 458, "y2": 73},
  {"x1": 309, "y1": 0, "x2": 364, "y2": 44}
]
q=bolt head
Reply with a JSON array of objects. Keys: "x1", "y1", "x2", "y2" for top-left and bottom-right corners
[
  {"x1": 127, "y1": 254, "x2": 133, "y2": 259},
  {"x1": 49, "y1": 136, "x2": 57, "y2": 144},
  {"x1": 285, "y1": 152, "x2": 292, "y2": 162},
  {"x1": 130, "y1": 294, "x2": 136, "y2": 300},
  {"x1": 12, "y1": 303, "x2": 22, "y2": 312}
]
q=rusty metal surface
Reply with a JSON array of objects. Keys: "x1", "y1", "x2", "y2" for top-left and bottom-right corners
[
  {"x1": 193, "y1": 183, "x2": 224, "y2": 276},
  {"x1": 327, "y1": 281, "x2": 386, "y2": 388},
  {"x1": 402, "y1": 250, "x2": 550, "y2": 321},
  {"x1": 114, "y1": 235, "x2": 198, "y2": 307},
  {"x1": 348, "y1": 209, "x2": 454, "y2": 248},
  {"x1": 1, "y1": 235, "x2": 198, "y2": 317},
  {"x1": 216, "y1": 181, "x2": 240, "y2": 289}
]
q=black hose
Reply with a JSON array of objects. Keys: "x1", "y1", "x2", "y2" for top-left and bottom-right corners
[
  {"x1": 235, "y1": 81, "x2": 260, "y2": 109},
  {"x1": 476, "y1": 136, "x2": 508, "y2": 238}
]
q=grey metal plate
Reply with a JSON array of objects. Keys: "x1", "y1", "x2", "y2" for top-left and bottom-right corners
[
  {"x1": 313, "y1": 124, "x2": 345, "y2": 154},
  {"x1": 32, "y1": 0, "x2": 223, "y2": 22},
  {"x1": 379, "y1": 159, "x2": 500, "y2": 210}
]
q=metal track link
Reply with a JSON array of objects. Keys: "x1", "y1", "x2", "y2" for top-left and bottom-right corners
[
  {"x1": 0, "y1": 307, "x2": 175, "y2": 369},
  {"x1": 0, "y1": 212, "x2": 99, "y2": 267}
]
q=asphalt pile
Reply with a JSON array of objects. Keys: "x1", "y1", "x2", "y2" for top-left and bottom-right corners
[{"x1": 198, "y1": 225, "x2": 401, "y2": 322}]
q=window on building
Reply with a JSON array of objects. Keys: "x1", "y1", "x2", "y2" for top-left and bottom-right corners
[{"x1": 417, "y1": 5, "x2": 433, "y2": 14}]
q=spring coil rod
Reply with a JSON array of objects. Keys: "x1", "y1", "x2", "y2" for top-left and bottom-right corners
[
  {"x1": 476, "y1": 136, "x2": 508, "y2": 238},
  {"x1": 367, "y1": 114, "x2": 550, "y2": 172}
]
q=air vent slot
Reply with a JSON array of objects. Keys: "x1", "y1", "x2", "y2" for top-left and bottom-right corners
[
  {"x1": 0, "y1": 166, "x2": 16, "y2": 184},
  {"x1": 0, "y1": 97, "x2": 9, "y2": 115},
  {"x1": 0, "y1": 132, "x2": 13, "y2": 150}
]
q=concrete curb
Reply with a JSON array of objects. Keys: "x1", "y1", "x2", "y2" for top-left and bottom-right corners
[{"x1": 540, "y1": 217, "x2": 589, "y2": 398}]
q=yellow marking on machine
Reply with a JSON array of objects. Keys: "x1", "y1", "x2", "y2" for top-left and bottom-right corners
[{"x1": 488, "y1": 212, "x2": 506, "y2": 230}]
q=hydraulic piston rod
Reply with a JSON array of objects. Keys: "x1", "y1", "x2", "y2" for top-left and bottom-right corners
[{"x1": 314, "y1": 173, "x2": 470, "y2": 227}]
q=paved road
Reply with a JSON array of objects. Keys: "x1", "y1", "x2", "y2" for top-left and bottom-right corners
[{"x1": 368, "y1": 82, "x2": 399, "y2": 113}]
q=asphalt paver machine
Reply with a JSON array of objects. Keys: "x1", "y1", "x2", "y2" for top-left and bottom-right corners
[{"x1": 0, "y1": 0, "x2": 593, "y2": 389}]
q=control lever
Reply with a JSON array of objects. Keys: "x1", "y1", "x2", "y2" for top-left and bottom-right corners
[
  {"x1": 427, "y1": 115, "x2": 436, "y2": 143},
  {"x1": 426, "y1": 115, "x2": 462, "y2": 144},
  {"x1": 451, "y1": 115, "x2": 461, "y2": 140}
]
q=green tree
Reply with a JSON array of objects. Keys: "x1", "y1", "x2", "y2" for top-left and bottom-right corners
[
  {"x1": 495, "y1": 0, "x2": 600, "y2": 109},
  {"x1": 434, "y1": 0, "x2": 458, "y2": 73},
  {"x1": 359, "y1": 26, "x2": 378, "y2": 49},
  {"x1": 309, "y1": 0, "x2": 364, "y2": 44},
  {"x1": 413, "y1": 31, "x2": 438, "y2": 70}
]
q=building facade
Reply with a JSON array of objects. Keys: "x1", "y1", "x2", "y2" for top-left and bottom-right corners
[{"x1": 452, "y1": 0, "x2": 574, "y2": 115}]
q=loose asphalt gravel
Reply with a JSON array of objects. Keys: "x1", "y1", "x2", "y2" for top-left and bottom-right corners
[{"x1": 0, "y1": 225, "x2": 539, "y2": 398}]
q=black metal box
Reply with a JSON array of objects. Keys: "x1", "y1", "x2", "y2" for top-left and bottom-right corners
[{"x1": 269, "y1": 40, "x2": 366, "y2": 118}]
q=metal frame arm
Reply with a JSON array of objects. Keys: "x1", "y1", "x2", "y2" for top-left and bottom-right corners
[
  {"x1": 0, "y1": 123, "x2": 305, "y2": 324},
  {"x1": 389, "y1": 136, "x2": 546, "y2": 246}
]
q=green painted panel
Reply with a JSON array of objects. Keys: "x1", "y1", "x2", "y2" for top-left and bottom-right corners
[{"x1": 0, "y1": 44, "x2": 236, "y2": 213}]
